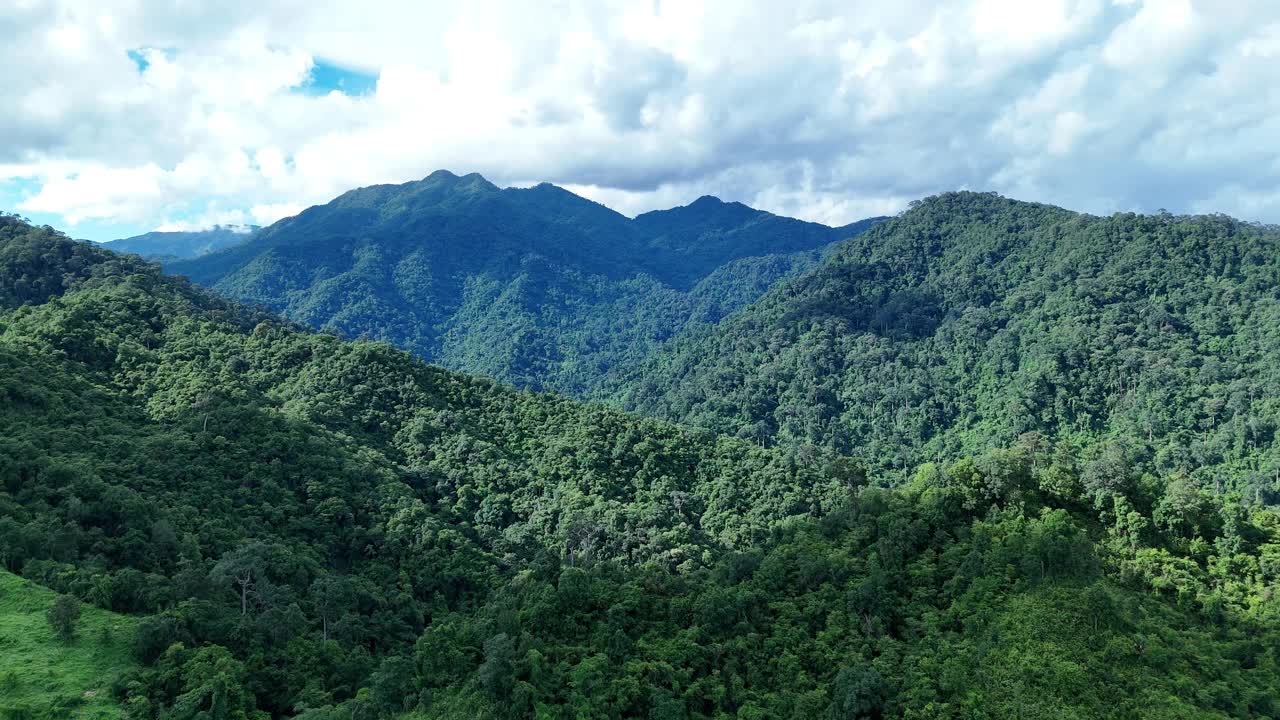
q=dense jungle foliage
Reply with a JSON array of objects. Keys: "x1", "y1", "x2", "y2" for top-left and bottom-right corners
[
  {"x1": 2, "y1": 212, "x2": 1279, "y2": 719},
  {"x1": 609, "y1": 192, "x2": 1280, "y2": 503}
]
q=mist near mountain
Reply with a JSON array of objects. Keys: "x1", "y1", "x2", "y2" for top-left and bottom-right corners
[{"x1": 103, "y1": 224, "x2": 259, "y2": 262}]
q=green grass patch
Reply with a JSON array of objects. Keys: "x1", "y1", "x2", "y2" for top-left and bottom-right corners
[{"x1": 0, "y1": 570, "x2": 136, "y2": 719}]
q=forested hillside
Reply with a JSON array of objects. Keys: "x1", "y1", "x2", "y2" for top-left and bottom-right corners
[
  {"x1": 609, "y1": 192, "x2": 1280, "y2": 501},
  {"x1": 164, "y1": 171, "x2": 878, "y2": 395},
  {"x1": 3, "y1": 213, "x2": 1280, "y2": 719}
]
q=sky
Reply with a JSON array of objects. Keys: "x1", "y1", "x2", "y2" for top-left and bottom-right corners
[{"x1": 2, "y1": 0, "x2": 1279, "y2": 241}]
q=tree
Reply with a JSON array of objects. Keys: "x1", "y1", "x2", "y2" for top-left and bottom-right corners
[
  {"x1": 167, "y1": 645, "x2": 261, "y2": 720},
  {"x1": 46, "y1": 594, "x2": 81, "y2": 643},
  {"x1": 368, "y1": 655, "x2": 417, "y2": 716},
  {"x1": 826, "y1": 666, "x2": 885, "y2": 719},
  {"x1": 134, "y1": 613, "x2": 185, "y2": 663},
  {"x1": 210, "y1": 542, "x2": 271, "y2": 616},
  {"x1": 310, "y1": 575, "x2": 355, "y2": 642},
  {"x1": 478, "y1": 633, "x2": 517, "y2": 703}
]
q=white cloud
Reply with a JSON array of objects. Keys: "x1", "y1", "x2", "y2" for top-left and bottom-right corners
[
  {"x1": 971, "y1": 0, "x2": 1103, "y2": 58},
  {"x1": 250, "y1": 202, "x2": 305, "y2": 225},
  {"x1": 3, "y1": 0, "x2": 1280, "y2": 238},
  {"x1": 21, "y1": 164, "x2": 166, "y2": 224},
  {"x1": 1102, "y1": 0, "x2": 1199, "y2": 70},
  {"x1": 155, "y1": 211, "x2": 252, "y2": 232}
]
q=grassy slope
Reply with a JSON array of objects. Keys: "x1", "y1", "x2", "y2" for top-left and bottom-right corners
[{"x1": 0, "y1": 570, "x2": 135, "y2": 719}]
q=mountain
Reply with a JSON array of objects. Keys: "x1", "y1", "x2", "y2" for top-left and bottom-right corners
[
  {"x1": 166, "y1": 171, "x2": 880, "y2": 394},
  {"x1": 102, "y1": 224, "x2": 258, "y2": 262},
  {"x1": 0, "y1": 211, "x2": 846, "y2": 716},
  {"x1": 4, "y1": 212, "x2": 1280, "y2": 719},
  {"x1": 606, "y1": 191, "x2": 1280, "y2": 499},
  {"x1": 632, "y1": 195, "x2": 872, "y2": 289}
]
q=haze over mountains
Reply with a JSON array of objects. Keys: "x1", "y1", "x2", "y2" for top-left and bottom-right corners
[
  {"x1": 103, "y1": 225, "x2": 259, "y2": 262},
  {"x1": 166, "y1": 170, "x2": 882, "y2": 394}
]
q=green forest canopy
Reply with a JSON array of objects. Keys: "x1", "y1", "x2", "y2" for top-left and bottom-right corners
[
  {"x1": 607, "y1": 192, "x2": 1280, "y2": 503},
  {"x1": 1, "y1": 210, "x2": 1278, "y2": 719}
]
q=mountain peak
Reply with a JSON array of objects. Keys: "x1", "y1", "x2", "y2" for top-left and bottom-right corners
[
  {"x1": 635, "y1": 194, "x2": 761, "y2": 227},
  {"x1": 516, "y1": 181, "x2": 595, "y2": 202},
  {"x1": 680, "y1": 195, "x2": 760, "y2": 219},
  {"x1": 416, "y1": 170, "x2": 498, "y2": 195},
  {"x1": 456, "y1": 172, "x2": 498, "y2": 191}
]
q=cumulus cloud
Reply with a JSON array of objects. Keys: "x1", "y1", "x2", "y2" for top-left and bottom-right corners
[{"x1": 3, "y1": 0, "x2": 1280, "y2": 237}]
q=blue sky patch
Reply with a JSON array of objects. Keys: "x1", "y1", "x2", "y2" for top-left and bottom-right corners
[
  {"x1": 127, "y1": 48, "x2": 150, "y2": 72},
  {"x1": 301, "y1": 59, "x2": 379, "y2": 96},
  {"x1": 126, "y1": 47, "x2": 176, "y2": 74}
]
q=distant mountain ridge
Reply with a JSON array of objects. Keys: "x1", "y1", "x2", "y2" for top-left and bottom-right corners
[
  {"x1": 103, "y1": 224, "x2": 258, "y2": 261},
  {"x1": 168, "y1": 170, "x2": 882, "y2": 394}
]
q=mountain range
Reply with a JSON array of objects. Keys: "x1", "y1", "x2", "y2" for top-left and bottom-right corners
[
  {"x1": 103, "y1": 224, "x2": 259, "y2": 262},
  {"x1": 165, "y1": 170, "x2": 881, "y2": 394},
  {"x1": 3, "y1": 178, "x2": 1280, "y2": 719},
  {"x1": 156, "y1": 176, "x2": 1280, "y2": 503}
]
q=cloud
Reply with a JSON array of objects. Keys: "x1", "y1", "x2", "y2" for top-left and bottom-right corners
[
  {"x1": 21, "y1": 164, "x2": 166, "y2": 224},
  {"x1": 155, "y1": 211, "x2": 252, "y2": 233},
  {"x1": 3, "y1": 0, "x2": 1280, "y2": 239}
]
